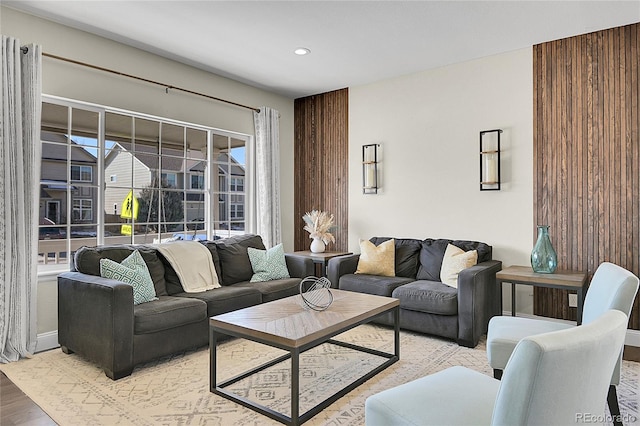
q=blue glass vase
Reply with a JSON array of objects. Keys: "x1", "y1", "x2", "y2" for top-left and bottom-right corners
[{"x1": 531, "y1": 225, "x2": 557, "y2": 273}]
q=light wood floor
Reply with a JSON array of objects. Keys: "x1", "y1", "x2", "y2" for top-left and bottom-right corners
[{"x1": 2, "y1": 347, "x2": 640, "y2": 425}]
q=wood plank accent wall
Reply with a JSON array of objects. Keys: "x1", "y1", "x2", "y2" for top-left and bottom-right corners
[
  {"x1": 293, "y1": 88, "x2": 349, "y2": 252},
  {"x1": 533, "y1": 23, "x2": 640, "y2": 329}
]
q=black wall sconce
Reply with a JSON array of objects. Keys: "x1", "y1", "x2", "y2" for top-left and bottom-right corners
[
  {"x1": 480, "y1": 129, "x2": 502, "y2": 191},
  {"x1": 363, "y1": 144, "x2": 380, "y2": 194}
]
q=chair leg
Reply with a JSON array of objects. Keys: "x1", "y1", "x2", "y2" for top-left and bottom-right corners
[
  {"x1": 493, "y1": 369, "x2": 502, "y2": 380},
  {"x1": 608, "y1": 385, "x2": 622, "y2": 426}
]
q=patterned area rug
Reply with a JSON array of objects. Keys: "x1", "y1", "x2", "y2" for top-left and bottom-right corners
[{"x1": 1, "y1": 324, "x2": 638, "y2": 425}]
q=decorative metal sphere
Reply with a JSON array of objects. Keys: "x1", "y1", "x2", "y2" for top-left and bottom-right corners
[{"x1": 299, "y1": 276, "x2": 333, "y2": 311}]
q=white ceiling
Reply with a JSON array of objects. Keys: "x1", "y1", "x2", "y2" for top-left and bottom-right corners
[{"x1": 5, "y1": 1, "x2": 640, "y2": 99}]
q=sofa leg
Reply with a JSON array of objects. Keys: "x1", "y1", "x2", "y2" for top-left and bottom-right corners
[
  {"x1": 105, "y1": 368, "x2": 134, "y2": 380},
  {"x1": 493, "y1": 369, "x2": 502, "y2": 380},
  {"x1": 608, "y1": 385, "x2": 622, "y2": 426},
  {"x1": 457, "y1": 339, "x2": 476, "y2": 348},
  {"x1": 60, "y1": 346, "x2": 74, "y2": 355}
]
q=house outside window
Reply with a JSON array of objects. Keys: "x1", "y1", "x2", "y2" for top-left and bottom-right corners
[{"x1": 38, "y1": 96, "x2": 253, "y2": 274}]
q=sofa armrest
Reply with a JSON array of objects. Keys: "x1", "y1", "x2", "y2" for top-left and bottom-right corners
[
  {"x1": 327, "y1": 254, "x2": 361, "y2": 288},
  {"x1": 456, "y1": 260, "x2": 503, "y2": 347},
  {"x1": 58, "y1": 271, "x2": 135, "y2": 379},
  {"x1": 284, "y1": 254, "x2": 315, "y2": 278}
]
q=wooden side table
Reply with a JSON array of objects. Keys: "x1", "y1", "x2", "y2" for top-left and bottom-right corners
[
  {"x1": 496, "y1": 265, "x2": 588, "y2": 324},
  {"x1": 289, "y1": 250, "x2": 352, "y2": 277}
]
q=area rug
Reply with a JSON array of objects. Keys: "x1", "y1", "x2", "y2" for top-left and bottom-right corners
[{"x1": 1, "y1": 324, "x2": 638, "y2": 425}]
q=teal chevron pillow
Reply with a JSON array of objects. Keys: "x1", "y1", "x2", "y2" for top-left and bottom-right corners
[
  {"x1": 100, "y1": 250, "x2": 159, "y2": 305},
  {"x1": 247, "y1": 244, "x2": 290, "y2": 283}
]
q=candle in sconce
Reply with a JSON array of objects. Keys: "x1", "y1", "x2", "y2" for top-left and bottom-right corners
[
  {"x1": 366, "y1": 164, "x2": 375, "y2": 188},
  {"x1": 484, "y1": 153, "x2": 497, "y2": 183}
]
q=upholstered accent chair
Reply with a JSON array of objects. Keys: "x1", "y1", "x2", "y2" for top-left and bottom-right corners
[
  {"x1": 486, "y1": 262, "x2": 639, "y2": 425},
  {"x1": 365, "y1": 310, "x2": 628, "y2": 425}
]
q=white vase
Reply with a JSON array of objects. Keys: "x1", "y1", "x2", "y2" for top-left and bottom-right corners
[{"x1": 310, "y1": 238, "x2": 326, "y2": 253}]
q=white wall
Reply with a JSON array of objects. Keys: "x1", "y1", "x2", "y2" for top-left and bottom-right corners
[
  {"x1": 349, "y1": 48, "x2": 535, "y2": 313},
  {"x1": 1, "y1": 6, "x2": 296, "y2": 340}
]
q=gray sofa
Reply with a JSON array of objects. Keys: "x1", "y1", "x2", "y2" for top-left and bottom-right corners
[
  {"x1": 57, "y1": 234, "x2": 314, "y2": 380},
  {"x1": 327, "y1": 237, "x2": 502, "y2": 347}
]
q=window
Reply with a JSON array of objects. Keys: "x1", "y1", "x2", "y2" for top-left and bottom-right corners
[
  {"x1": 73, "y1": 199, "x2": 93, "y2": 221},
  {"x1": 191, "y1": 174, "x2": 204, "y2": 190},
  {"x1": 230, "y1": 177, "x2": 244, "y2": 192},
  {"x1": 230, "y1": 204, "x2": 244, "y2": 220},
  {"x1": 213, "y1": 134, "x2": 247, "y2": 232},
  {"x1": 161, "y1": 172, "x2": 177, "y2": 188},
  {"x1": 38, "y1": 96, "x2": 253, "y2": 273},
  {"x1": 71, "y1": 165, "x2": 92, "y2": 182}
]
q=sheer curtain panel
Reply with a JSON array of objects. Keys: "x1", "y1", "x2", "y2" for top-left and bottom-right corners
[
  {"x1": 0, "y1": 36, "x2": 42, "y2": 362},
  {"x1": 253, "y1": 107, "x2": 282, "y2": 248}
]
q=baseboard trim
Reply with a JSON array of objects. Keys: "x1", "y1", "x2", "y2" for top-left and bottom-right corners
[
  {"x1": 501, "y1": 311, "x2": 640, "y2": 347},
  {"x1": 35, "y1": 331, "x2": 59, "y2": 353}
]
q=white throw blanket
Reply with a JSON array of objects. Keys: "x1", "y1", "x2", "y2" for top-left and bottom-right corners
[{"x1": 154, "y1": 241, "x2": 220, "y2": 293}]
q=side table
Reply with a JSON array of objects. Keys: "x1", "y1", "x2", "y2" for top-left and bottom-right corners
[
  {"x1": 289, "y1": 250, "x2": 352, "y2": 278},
  {"x1": 496, "y1": 265, "x2": 588, "y2": 324}
]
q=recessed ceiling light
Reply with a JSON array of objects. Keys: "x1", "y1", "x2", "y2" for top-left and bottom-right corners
[{"x1": 294, "y1": 47, "x2": 311, "y2": 56}]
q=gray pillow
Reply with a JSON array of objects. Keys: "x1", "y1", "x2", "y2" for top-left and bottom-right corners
[{"x1": 214, "y1": 234, "x2": 266, "y2": 285}]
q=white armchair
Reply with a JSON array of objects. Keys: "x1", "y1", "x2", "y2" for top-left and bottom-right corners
[
  {"x1": 365, "y1": 310, "x2": 628, "y2": 425},
  {"x1": 486, "y1": 262, "x2": 639, "y2": 424}
]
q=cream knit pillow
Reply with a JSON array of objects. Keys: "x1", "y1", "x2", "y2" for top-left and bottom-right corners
[
  {"x1": 355, "y1": 239, "x2": 395, "y2": 277},
  {"x1": 440, "y1": 244, "x2": 477, "y2": 288}
]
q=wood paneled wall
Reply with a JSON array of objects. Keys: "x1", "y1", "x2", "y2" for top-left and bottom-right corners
[
  {"x1": 293, "y1": 89, "x2": 349, "y2": 252},
  {"x1": 533, "y1": 23, "x2": 640, "y2": 329}
]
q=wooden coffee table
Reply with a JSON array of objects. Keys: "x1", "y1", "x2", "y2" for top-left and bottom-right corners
[{"x1": 209, "y1": 289, "x2": 400, "y2": 425}]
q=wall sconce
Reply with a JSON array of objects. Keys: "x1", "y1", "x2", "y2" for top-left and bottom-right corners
[
  {"x1": 480, "y1": 129, "x2": 502, "y2": 191},
  {"x1": 362, "y1": 144, "x2": 380, "y2": 194}
]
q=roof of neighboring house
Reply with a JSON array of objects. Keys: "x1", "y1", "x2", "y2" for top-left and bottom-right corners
[
  {"x1": 41, "y1": 131, "x2": 97, "y2": 163},
  {"x1": 105, "y1": 142, "x2": 245, "y2": 176}
]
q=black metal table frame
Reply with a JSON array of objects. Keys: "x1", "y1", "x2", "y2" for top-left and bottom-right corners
[
  {"x1": 499, "y1": 277, "x2": 587, "y2": 325},
  {"x1": 209, "y1": 306, "x2": 400, "y2": 426}
]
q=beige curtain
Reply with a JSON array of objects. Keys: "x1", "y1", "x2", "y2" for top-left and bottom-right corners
[
  {"x1": 253, "y1": 107, "x2": 281, "y2": 248},
  {"x1": 0, "y1": 36, "x2": 42, "y2": 362}
]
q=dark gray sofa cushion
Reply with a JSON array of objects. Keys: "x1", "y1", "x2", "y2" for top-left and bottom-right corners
[
  {"x1": 339, "y1": 273, "x2": 414, "y2": 297},
  {"x1": 214, "y1": 234, "x2": 266, "y2": 285},
  {"x1": 200, "y1": 241, "x2": 223, "y2": 278},
  {"x1": 452, "y1": 240, "x2": 492, "y2": 263},
  {"x1": 370, "y1": 237, "x2": 422, "y2": 278},
  {"x1": 133, "y1": 296, "x2": 207, "y2": 334},
  {"x1": 74, "y1": 245, "x2": 168, "y2": 296},
  {"x1": 416, "y1": 239, "x2": 450, "y2": 281},
  {"x1": 392, "y1": 280, "x2": 458, "y2": 315},
  {"x1": 234, "y1": 278, "x2": 301, "y2": 303},
  {"x1": 173, "y1": 286, "x2": 262, "y2": 317}
]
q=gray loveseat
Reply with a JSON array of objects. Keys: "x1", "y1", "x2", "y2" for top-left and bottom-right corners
[
  {"x1": 327, "y1": 237, "x2": 502, "y2": 347},
  {"x1": 57, "y1": 234, "x2": 314, "y2": 380}
]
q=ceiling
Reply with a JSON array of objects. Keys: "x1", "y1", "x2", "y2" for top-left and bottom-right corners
[{"x1": 5, "y1": 1, "x2": 640, "y2": 99}]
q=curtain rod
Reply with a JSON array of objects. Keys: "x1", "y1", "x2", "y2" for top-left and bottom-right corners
[{"x1": 20, "y1": 46, "x2": 261, "y2": 113}]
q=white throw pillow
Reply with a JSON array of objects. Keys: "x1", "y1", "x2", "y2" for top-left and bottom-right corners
[{"x1": 440, "y1": 244, "x2": 477, "y2": 288}]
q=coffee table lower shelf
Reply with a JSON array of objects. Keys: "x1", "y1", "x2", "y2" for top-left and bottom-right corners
[{"x1": 209, "y1": 308, "x2": 399, "y2": 426}]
